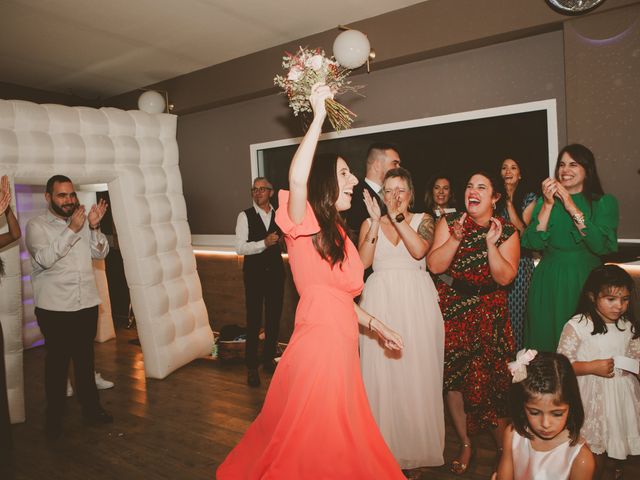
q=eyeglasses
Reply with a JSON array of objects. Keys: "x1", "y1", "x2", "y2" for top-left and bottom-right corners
[{"x1": 251, "y1": 187, "x2": 272, "y2": 193}]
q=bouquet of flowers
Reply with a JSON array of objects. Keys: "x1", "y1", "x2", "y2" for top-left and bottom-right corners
[{"x1": 274, "y1": 47, "x2": 363, "y2": 131}]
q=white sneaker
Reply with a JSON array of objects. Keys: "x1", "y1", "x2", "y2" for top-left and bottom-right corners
[
  {"x1": 94, "y1": 372, "x2": 114, "y2": 390},
  {"x1": 66, "y1": 379, "x2": 73, "y2": 397}
]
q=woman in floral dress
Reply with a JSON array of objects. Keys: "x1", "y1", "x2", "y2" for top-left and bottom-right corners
[{"x1": 427, "y1": 171, "x2": 520, "y2": 474}]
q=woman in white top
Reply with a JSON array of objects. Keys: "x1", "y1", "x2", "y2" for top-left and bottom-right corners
[{"x1": 358, "y1": 167, "x2": 445, "y2": 469}]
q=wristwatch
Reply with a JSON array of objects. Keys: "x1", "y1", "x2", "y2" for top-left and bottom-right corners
[{"x1": 395, "y1": 213, "x2": 405, "y2": 223}]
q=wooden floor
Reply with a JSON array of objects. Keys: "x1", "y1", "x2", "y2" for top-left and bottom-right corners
[{"x1": 2, "y1": 327, "x2": 639, "y2": 480}]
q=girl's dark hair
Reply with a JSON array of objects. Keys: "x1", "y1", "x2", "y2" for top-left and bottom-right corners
[
  {"x1": 510, "y1": 352, "x2": 584, "y2": 445},
  {"x1": 384, "y1": 167, "x2": 415, "y2": 208},
  {"x1": 554, "y1": 144, "x2": 604, "y2": 202},
  {"x1": 466, "y1": 170, "x2": 506, "y2": 213},
  {"x1": 424, "y1": 174, "x2": 456, "y2": 214},
  {"x1": 575, "y1": 264, "x2": 638, "y2": 338},
  {"x1": 500, "y1": 158, "x2": 530, "y2": 219},
  {"x1": 308, "y1": 153, "x2": 346, "y2": 266}
]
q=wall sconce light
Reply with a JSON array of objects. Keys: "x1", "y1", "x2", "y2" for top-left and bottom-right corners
[
  {"x1": 333, "y1": 26, "x2": 375, "y2": 73},
  {"x1": 546, "y1": 0, "x2": 606, "y2": 15},
  {"x1": 138, "y1": 89, "x2": 175, "y2": 114}
]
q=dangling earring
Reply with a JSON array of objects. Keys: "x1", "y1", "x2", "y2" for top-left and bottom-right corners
[{"x1": 492, "y1": 202, "x2": 496, "y2": 210}]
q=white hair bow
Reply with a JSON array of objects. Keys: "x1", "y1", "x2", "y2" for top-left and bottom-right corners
[{"x1": 508, "y1": 349, "x2": 538, "y2": 383}]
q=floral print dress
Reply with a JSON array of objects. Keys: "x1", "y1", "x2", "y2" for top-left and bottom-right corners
[{"x1": 435, "y1": 213, "x2": 516, "y2": 434}]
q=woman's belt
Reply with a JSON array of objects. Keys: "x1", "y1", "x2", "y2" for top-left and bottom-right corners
[{"x1": 440, "y1": 274, "x2": 501, "y2": 297}]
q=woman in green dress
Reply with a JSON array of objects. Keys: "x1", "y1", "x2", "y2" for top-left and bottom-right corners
[{"x1": 522, "y1": 144, "x2": 618, "y2": 352}]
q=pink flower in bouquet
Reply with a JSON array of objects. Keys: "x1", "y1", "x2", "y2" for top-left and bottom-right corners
[
  {"x1": 287, "y1": 66, "x2": 304, "y2": 81},
  {"x1": 273, "y1": 47, "x2": 364, "y2": 131}
]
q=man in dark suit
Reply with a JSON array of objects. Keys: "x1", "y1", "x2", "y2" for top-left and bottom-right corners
[
  {"x1": 345, "y1": 142, "x2": 401, "y2": 245},
  {"x1": 235, "y1": 177, "x2": 284, "y2": 387}
]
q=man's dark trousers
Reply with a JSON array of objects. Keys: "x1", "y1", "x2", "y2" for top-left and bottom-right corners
[
  {"x1": 35, "y1": 306, "x2": 101, "y2": 426},
  {"x1": 243, "y1": 207, "x2": 284, "y2": 370}
]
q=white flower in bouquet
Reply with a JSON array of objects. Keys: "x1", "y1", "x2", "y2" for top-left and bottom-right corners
[
  {"x1": 274, "y1": 47, "x2": 364, "y2": 131},
  {"x1": 305, "y1": 54, "x2": 324, "y2": 71}
]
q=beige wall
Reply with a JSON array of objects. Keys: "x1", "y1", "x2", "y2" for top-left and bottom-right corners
[
  {"x1": 3, "y1": 0, "x2": 638, "y2": 239},
  {"x1": 564, "y1": 4, "x2": 640, "y2": 241},
  {"x1": 179, "y1": 31, "x2": 567, "y2": 234}
]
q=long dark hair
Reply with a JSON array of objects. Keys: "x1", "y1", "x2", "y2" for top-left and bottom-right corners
[
  {"x1": 510, "y1": 352, "x2": 584, "y2": 445},
  {"x1": 575, "y1": 264, "x2": 638, "y2": 338},
  {"x1": 554, "y1": 144, "x2": 604, "y2": 202},
  {"x1": 500, "y1": 158, "x2": 530, "y2": 218},
  {"x1": 308, "y1": 153, "x2": 346, "y2": 266},
  {"x1": 424, "y1": 173, "x2": 456, "y2": 215}
]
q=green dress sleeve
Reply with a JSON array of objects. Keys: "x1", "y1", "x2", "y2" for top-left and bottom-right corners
[
  {"x1": 576, "y1": 194, "x2": 619, "y2": 255},
  {"x1": 521, "y1": 197, "x2": 548, "y2": 250}
]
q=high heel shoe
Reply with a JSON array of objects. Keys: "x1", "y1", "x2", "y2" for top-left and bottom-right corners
[{"x1": 450, "y1": 443, "x2": 474, "y2": 474}]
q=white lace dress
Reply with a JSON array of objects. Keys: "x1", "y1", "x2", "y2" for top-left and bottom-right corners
[
  {"x1": 359, "y1": 213, "x2": 445, "y2": 468},
  {"x1": 557, "y1": 314, "x2": 640, "y2": 459}
]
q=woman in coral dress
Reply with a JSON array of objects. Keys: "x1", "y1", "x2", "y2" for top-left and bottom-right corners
[{"x1": 216, "y1": 84, "x2": 405, "y2": 479}]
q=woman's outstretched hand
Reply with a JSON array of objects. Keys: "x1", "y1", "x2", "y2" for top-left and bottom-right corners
[
  {"x1": 309, "y1": 83, "x2": 333, "y2": 120},
  {"x1": 371, "y1": 318, "x2": 404, "y2": 351},
  {"x1": 363, "y1": 190, "x2": 381, "y2": 222}
]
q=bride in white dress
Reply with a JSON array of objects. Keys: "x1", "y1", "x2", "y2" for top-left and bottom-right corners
[{"x1": 357, "y1": 167, "x2": 445, "y2": 469}]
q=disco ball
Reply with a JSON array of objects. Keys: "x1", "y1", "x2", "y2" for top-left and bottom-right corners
[{"x1": 546, "y1": 0, "x2": 607, "y2": 15}]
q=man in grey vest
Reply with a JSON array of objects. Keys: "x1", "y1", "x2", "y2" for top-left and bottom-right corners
[{"x1": 235, "y1": 177, "x2": 284, "y2": 387}]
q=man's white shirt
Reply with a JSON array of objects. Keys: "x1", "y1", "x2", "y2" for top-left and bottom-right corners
[
  {"x1": 26, "y1": 210, "x2": 109, "y2": 311},
  {"x1": 235, "y1": 202, "x2": 275, "y2": 256}
]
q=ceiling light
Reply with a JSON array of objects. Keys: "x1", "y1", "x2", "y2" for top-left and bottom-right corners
[{"x1": 333, "y1": 27, "x2": 375, "y2": 72}]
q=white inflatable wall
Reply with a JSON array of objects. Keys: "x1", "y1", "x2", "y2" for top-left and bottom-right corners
[{"x1": 0, "y1": 99, "x2": 213, "y2": 422}]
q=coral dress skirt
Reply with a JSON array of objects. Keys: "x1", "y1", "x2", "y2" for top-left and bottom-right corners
[{"x1": 216, "y1": 191, "x2": 403, "y2": 479}]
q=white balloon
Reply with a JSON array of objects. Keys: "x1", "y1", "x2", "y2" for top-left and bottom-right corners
[
  {"x1": 138, "y1": 90, "x2": 166, "y2": 114},
  {"x1": 332, "y1": 30, "x2": 370, "y2": 69}
]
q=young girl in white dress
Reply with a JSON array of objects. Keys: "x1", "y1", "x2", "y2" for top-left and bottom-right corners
[
  {"x1": 495, "y1": 351, "x2": 595, "y2": 480},
  {"x1": 557, "y1": 264, "x2": 640, "y2": 479}
]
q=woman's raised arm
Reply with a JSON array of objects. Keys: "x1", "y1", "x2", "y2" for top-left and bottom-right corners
[{"x1": 287, "y1": 84, "x2": 332, "y2": 224}]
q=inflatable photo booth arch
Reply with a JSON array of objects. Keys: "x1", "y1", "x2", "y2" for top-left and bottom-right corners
[{"x1": 0, "y1": 99, "x2": 213, "y2": 422}]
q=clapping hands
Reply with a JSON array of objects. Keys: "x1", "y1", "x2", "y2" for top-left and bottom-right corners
[
  {"x1": 486, "y1": 217, "x2": 503, "y2": 246},
  {"x1": 88, "y1": 198, "x2": 108, "y2": 228},
  {"x1": 451, "y1": 213, "x2": 467, "y2": 242},
  {"x1": 70, "y1": 198, "x2": 108, "y2": 233},
  {"x1": 541, "y1": 177, "x2": 578, "y2": 213},
  {"x1": 69, "y1": 205, "x2": 87, "y2": 233},
  {"x1": 385, "y1": 190, "x2": 404, "y2": 220},
  {"x1": 363, "y1": 190, "x2": 381, "y2": 222}
]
